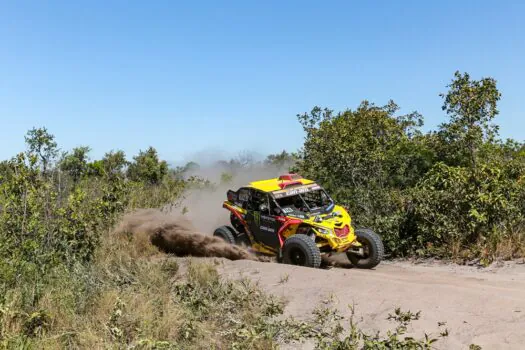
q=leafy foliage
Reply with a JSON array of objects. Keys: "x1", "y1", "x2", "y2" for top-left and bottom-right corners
[
  {"x1": 438, "y1": 71, "x2": 501, "y2": 167},
  {"x1": 264, "y1": 150, "x2": 298, "y2": 169},
  {"x1": 309, "y1": 301, "x2": 447, "y2": 350},
  {"x1": 0, "y1": 253, "x2": 448, "y2": 349},
  {"x1": 295, "y1": 72, "x2": 525, "y2": 260},
  {"x1": 410, "y1": 162, "x2": 525, "y2": 261},
  {"x1": 59, "y1": 146, "x2": 91, "y2": 182},
  {"x1": 294, "y1": 101, "x2": 432, "y2": 255},
  {"x1": 127, "y1": 147, "x2": 169, "y2": 185},
  {"x1": 0, "y1": 130, "x2": 184, "y2": 314},
  {"x1": 88, "y1": 150, "x2": 129, "y2": 178},
  {"x1": 24, "y1": 127, "x2": 58, "y2": 174}
]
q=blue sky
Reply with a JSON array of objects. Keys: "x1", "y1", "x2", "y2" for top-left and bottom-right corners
[{"x1": 1, "y1": 1, "x2": 523, "y2": 165}]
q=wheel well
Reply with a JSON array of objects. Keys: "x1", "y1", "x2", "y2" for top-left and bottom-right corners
[
  {"x1": 230, "y1": 213, "x2": 245, "y2": 233},
  {"x1": 296, "y1": 224, "x2": 329, "y2": 247},
  {"x1": 295, "y1": 224, "x2": 311, "y2": 235}
]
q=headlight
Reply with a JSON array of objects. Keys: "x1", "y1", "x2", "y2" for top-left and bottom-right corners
[{"x1": 315, "y1": 227, "x2": 333, "y2": 235}]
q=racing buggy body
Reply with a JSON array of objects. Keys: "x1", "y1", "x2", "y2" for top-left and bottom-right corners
[{"x1": 214, "y1": 174, "x2": 384, "y2": 268}]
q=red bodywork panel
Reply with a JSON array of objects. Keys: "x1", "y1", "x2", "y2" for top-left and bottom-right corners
[
  {"x1": 223, "y1": 203, "x2": 249, "y2": 231},
  {"x1": 276, "y1": 217, "x2": 302, "y2": 247},
  {"x1": 335, "y1": 225, "x2": 349, "y2": 238},
  {"x1": 278, "y1": 180, "x2": 302, "y2": 189}
]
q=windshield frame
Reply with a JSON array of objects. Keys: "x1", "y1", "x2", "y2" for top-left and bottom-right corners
[{"x1": 271, "y1": 185, "x2": 334, "y2": 215}]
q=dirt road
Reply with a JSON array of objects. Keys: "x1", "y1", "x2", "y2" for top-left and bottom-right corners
[
  {"x1": 217, "y1": 257, "x2": 525, "y2": 349},
  {"x1": 126, "y1": 209, "x2": 525, "y2": 348}
]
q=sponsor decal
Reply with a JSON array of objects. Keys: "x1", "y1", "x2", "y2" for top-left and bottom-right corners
[{"x1": 273, "y1": 183, "x2": 320, "y2": 198}]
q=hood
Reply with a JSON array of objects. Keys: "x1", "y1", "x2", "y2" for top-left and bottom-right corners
[{"x1": 284, "y1": 205, "x2": 351, "y2": 228}]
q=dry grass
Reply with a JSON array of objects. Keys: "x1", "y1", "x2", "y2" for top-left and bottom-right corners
[
  {"x1": 0, "y1": 224, "x2": 288, "y2": 349},
  {"x1": 493, "y1": 230, "x2": 525, "y2": 261},
  {"x1": 1, "y1": 215, "x2": 451, "y2": 349}
]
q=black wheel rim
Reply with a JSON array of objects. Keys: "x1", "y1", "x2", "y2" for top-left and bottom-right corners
[{"x1": 289, "y1": 247, "x2": 306, "y2": 265}]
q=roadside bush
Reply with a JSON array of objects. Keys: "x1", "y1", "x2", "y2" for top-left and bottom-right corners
[
  {"x1": 295, "y1": 71, "x2": 525, "y2": 261},
  {"x1": 0, "y1": 129, "x2": 188, "y2": 329},
  {"x1": 409, "y1": 162, "x2": 525, "y2": 261},
  {"x1": 293, "y1": 102, "x2": 430, "y2": 257}
]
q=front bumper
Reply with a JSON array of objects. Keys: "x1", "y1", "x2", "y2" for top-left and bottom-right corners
[{"x1": 314, "y1": 229, "x2": 361, "y2": 252}]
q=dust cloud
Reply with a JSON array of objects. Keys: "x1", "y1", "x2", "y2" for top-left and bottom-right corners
[
  {"x1": 115, "y1": 154, "x2": 294, "y2": 261},
  {"x1": 177, "y1": 160, "x2": 293, "y2": 234},
  {"x1": 116, "y1": 209, "x2": 259, "y2": 261}
]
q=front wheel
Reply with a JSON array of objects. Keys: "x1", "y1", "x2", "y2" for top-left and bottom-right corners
[
  {"x1": 346, "y1": 229, "x2": 384, "y2": 269},
  {"x1": 282, "y1": 235, "x2": 321, "y2": 268}
]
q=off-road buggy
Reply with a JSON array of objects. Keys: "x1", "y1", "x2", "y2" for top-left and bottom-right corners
[{"x1": 213, "y1": 174, "x2": 384, "y2": 268}]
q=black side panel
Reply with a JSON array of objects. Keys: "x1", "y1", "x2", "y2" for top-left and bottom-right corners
[{"x1": 245, "y1": 211, "x2": 281, "y2": 249}]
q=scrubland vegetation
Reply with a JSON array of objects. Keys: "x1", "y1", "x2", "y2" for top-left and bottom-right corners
[
  {"x1": 294, "y1": 71, "x2": 525, "y2": 263},
  {"x1": 0, "y1": 71, "x2": 519, "y2": 348}
]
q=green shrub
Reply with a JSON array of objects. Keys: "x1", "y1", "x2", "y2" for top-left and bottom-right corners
[{"x1": 409, "y1": 162, "x2": 525, "y2": 261}]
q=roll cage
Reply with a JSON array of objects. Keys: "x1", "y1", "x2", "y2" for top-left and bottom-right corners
[{"x1": 230, "y1": 184, "x2": 334, "y2": 217}]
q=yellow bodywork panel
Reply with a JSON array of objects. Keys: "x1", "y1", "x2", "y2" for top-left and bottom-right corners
[{"x1": 278, "y1": 204, "x2": 358, "y2": 251}]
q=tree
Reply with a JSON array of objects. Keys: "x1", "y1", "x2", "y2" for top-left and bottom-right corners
[
  {"x1": 264, "y1": 150, "x2": 298, "y2": 170},
  {"x1": 170, "y1": 161, "x2": 202, "y2": 180},
  {"x1": 60, "y1": 146, "x2": 91, "y2": 182},
  {"x1": 294, "y1": 101, "x2": 434, "y2": 254},
  {"x1": 296, "y1": 100, "x2": 427, "y2": 194},
  {"x1": 102, "y1": 150, "x2": 128, "y2": 176},
  {"x1": 233, "y1": 151, "x2": 256, "y2": 169},
  {"x1": 213, "y1": 152, "x2": 257, "y2": 174},
  {"x1": 86, "y1": 150, "x2": 128, "y2": 178},
  {"x1": 0, "y1": 160, "x2": 13, "y2": 184},
  {"x1": 24, "y1": 127, "x2": 59, "y2": 174},
  {"x1": 183, "y1": 161, "x2": 200, "y2": 172},
  {"x1": 438, "y1": 71, "x2": 501, "y2": 167},
  {"x1": 127, "y1": 147, "x2": 168, "y2": 184}
]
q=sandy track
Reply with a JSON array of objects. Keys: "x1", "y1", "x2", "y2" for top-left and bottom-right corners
[{"x1": 216, "y1": 257, "x2": 525, "y2": 349}]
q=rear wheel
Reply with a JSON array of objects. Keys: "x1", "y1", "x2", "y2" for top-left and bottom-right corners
[
  {"x1": 346, "y1": 229, "x2": 384, "y2": 269},
  {"x1": 213, "y1": 226, "x2": 236, "y2": 245},
  {"x1": 282, "y1": 235, "x2": 321, "y2": 268}
]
